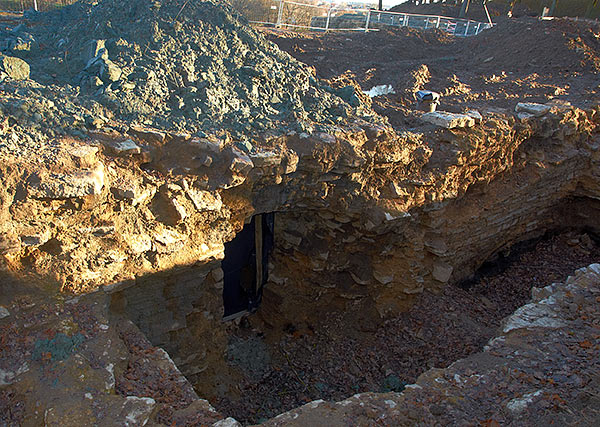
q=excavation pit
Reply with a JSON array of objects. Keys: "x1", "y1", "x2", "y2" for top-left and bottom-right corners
[
  {"x1": 1, "y1": 1, "x2": 600, "y2": 424},
  {"x1": 110, "y1": 196, "x2": 600, "y2": 424}
]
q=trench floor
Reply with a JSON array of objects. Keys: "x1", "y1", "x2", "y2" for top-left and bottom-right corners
[{"x1": 207, "y1": 231, "x2": 600, "y2": 425}]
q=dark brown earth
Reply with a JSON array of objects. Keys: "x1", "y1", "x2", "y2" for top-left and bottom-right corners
[
  {"x1": 389, "y1": 0, "x2": 535, "y2": 21},
  {"x1": 212, "y1": 230, "x2": 600, "y2": 424},
  {"x1": 265, "y1": 18, "x2": 600, "y2": 129}
]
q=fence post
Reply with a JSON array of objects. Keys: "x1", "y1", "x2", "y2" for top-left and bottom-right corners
[
  {"x1": 436, "y1": 16, "x2": 441, "y2": 28},
  {"x1": 365, "y1": 9, "x2": 371, "y2": 32},
  {"x1": 325, "y1": 8, "x2": 331, "y2": 32},
  {"x1": 464, "y1": 20, "x2": 470, "y2": 36},
  {"x1": 403, "y1": 14, "x2": 408, "y2": 27},
  {"x1": 476, "y1": 22, "x2": 481, "y2": 35},
  {"x1": 276, "y1": 0, "x2": 284, "y2": 28},
  {"x1": 424, "y1": 17, "x2": 429, "y2": 29}
]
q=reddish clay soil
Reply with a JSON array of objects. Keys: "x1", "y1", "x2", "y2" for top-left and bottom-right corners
[{"x1": 266, "y1": 18, "x2": 600, "y2": 129}]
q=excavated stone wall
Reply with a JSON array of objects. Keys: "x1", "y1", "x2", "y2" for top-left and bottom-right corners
[
  {"x1": 259, "y1": 262, "x2": 600, "y2": 426},
  {"x1": 85, "y1": 101, "x2": 600, "y2": 395},
  {"x1": 2, "y1": 1, "x2": 600, "y2": 423}
]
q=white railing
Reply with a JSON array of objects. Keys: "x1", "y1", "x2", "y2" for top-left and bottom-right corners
[{"x1": 248, "y1": 0, "x2": 493, "y2": 36}]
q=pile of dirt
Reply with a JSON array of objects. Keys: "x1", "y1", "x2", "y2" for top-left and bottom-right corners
[
  {"x1": 266, "y1": 17, "x2": 600, "y2": 128},
  {"x1": 0, "y1": 0, "x2": 377, "y2": 138},
  {"x1": 389, "y1": 0, "x2": 535, "y2": 21},
  {"x1": 462, "y1": 17, "x2": 600, "y2": 74}
]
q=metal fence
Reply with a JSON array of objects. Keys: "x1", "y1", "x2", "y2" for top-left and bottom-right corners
[
  {"x1": 249, "y1": 0, "x2": 493, "y2": 36},
  {"x1": 0, "y1": 0, "x2": 74, "y2": 12}
]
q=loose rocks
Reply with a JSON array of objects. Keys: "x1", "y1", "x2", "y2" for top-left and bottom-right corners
[{"x1": 8, "y1": 0, "x2": 368, "y2": 136}]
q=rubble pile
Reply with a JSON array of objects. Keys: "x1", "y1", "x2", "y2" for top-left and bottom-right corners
[{"x1": 1, "y1": 0, "x2": 374, "y2": 138}]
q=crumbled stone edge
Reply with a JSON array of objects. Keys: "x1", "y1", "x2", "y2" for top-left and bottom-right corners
[{"x1": 259, "y1": 263, "x2": 600, "y2": 426}]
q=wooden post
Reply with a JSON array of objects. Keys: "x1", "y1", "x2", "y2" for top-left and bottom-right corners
[
  {"x1": 483, "y1": 0, "x2": 493, "y2": 25},
  {"x1": 365, "y1": 9, "x2": 371, "y2": 32},
  {"x1": 254, "y1": 214, "x2": 263, "y2": 300},
  {"x1": 459, "y1": 0, "x2": 470, "y2": 18}
]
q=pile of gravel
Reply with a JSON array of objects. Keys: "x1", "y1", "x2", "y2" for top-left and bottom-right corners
[{"x1": 1, "y1": 0, "x2": 373, "y2": 137}]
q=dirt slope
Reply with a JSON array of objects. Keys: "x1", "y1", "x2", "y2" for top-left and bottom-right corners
[{"x1": 266, "y1": 17, "x2": 600, "y2": 128}]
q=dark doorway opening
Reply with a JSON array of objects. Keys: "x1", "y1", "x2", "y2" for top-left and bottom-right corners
[{"x1": 222, "y1": 213, "x2": 275, "y2": 321}]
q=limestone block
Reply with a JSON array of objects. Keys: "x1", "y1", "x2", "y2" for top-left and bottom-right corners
[
  {"x1": 465, "y1": 110, "x2": 483, "y2": 124},
  {"x1": 129, "y1": 126, "x2": 166, "y2": 144},
  {"x1": 421, "y1": 111, "x2": 475, "y2": 129},
  {"x1": 102, "y1": 59, "x2": 122, "y2": 82},
  {"x1": 503, "y1": 302, "x2": 565, "y2": 333},
  {"x1": 425, "y1": 236, "x2": 448, "y2": 256},
  {"x1": 213, "y1": 418, "x2": 242, "y2": 427},
  {"x1": 0, "y1": 55, "x2": 30, "y2": 80},
  {"x1": 506, "y1": 390, "x2": 543, "y2": 413},
  {"x1": 432, "y1": 261, "x2": 453, "y2": 283},
  {"x1": 67, "y1": 145, "x2": 100, "y2": 166},
  {"x1": 517, "y1": 111, "x2": 536, "y2": 121},
  {"x1": 515, "y1": 102, "x2": 550, "y2": 117},
  {"x1": 113, "y1": 185, "x2": 154, "y2": 206},
  {"x1": 154, "y1": 229, "x2": 184, "y2": 249},
  {"x1": 183, "y1": 181, "x2": 222, "y2": 212},
  {"x1": 28, "y1": 164, "x2": 105, "y2": 199},
  {"x1": 191, "y1": 137, "x2": 223, "y2": 153},
  {"x1": 283, "y1": 150, "x2": 299, "y2": 174},
  {"x1": 250, "y1": 151, "x2": 281, "y2": 168},
  {"x1": 373, "y1": 269, "x2": 394, "y2": 285},
  {"x1": 107, "y1": 139, "x2": 141, "y2": 155},
  {"x1": 229, "y1": 149, "x2": 254, "y2": 175}
]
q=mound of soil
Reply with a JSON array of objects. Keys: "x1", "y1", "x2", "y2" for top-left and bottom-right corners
[
  {"x1": 266, "y1": 17, "x2": 600, "y2": 129},
  {"x1": 389, "y1": 0, "x2": 535, "y2": 21},
  {"x1": 463, "y1": 17, "x2": 600, "y2": 74},
  {"x1": 0, "y1": 0, "x2": 374, "y2": 137}
]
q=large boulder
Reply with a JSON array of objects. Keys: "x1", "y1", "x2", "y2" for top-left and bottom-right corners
[{"x1": 0, "y1": 55, "x2": 30, "y2": 80}]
